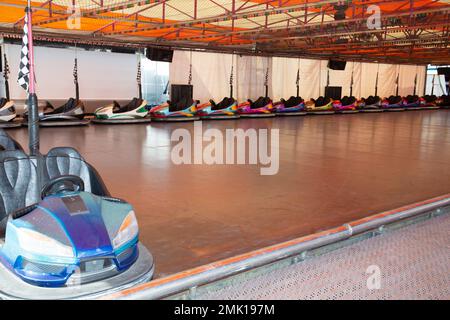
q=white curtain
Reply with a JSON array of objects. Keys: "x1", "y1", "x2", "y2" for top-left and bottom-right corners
[
  {"x1": 168, "y1": 50, "x2": 428, "y2": 102},
  {"x1": 426, "y1": 74, "x2": 447, "y2": 96},
  {"x1": 300, "y1": 59, "x2": 322, "y2": 99},
  {"x1": 398, "y1": 65, "x2": 426, "y2": 96},
  {"x1": 271, "y1": 57, "x2": 298, "y2": 101},
  {"x1": 272, "y1": 57, "x2": 427, "y2": 100},
  {"x1": 271, "y1": 57, "x2": 322, "y2": 101},
  {"x1": 3, "y1": 44, "x2": 137, "y2": 100},
  {"x1": 235, "y1": 55, "x2": 272, "y2": 102},
  {"x1": 169, "y1": 50, "x2": 234, "y2": 102},
  {"x1": 358, "y1": 62, "x2": 399, "y2": 98},
  {"x1": 352, "y1": 62, "x2": 363, "y2": 98}
]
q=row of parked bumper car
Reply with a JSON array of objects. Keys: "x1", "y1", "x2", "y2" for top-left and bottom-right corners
[
  {"x1": 0, "y1": 97, "x2": 90, "y2": 128},
  {"x1": 0, "y1": 97, "x2": 148, "y2": 128},
  {"x1": 145, "y1": 96, "x2": 276, "y2": 121},
  {"x1": 1, "y1": 94, "x2": 450, "y2": 128}
]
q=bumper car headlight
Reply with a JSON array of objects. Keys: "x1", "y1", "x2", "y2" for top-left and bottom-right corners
[
  {"x1": 113, "y1": 211, "x2": 139, "y2": 250},
  {"x1": 17, "y1": 228, "x2": 75, "y2": 258}
]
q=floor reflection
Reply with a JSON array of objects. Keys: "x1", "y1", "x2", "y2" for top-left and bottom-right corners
[{"x1": 7, "y1": 110, "x2": 450, "y2": 277}]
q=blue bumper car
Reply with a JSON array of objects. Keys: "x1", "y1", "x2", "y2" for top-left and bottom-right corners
[{"x1": 0, "y1": 144, "x2": 154, "y2": 299}]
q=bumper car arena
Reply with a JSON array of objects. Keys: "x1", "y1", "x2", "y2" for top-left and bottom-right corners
[{"x1": 0, "y1": 0, "x2": 449, "y2": 301}]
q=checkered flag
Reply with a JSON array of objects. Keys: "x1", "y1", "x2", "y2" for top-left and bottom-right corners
[
  {"x1": 136, "y1": 61, "x2": 141, "y2": 85},
  {"x1": 18, "y1": 9, "x2": 31, "y2": 92}
]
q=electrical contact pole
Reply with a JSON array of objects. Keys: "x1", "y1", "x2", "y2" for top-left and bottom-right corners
[{"x1": 26, "y1": 0, "x2": 39, "y2": 156}]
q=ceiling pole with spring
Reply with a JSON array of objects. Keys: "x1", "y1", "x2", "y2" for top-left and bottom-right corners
[
  {"x1": 296, "y1": 58, "x2": 300, "y2": 97},
  {"x1": 375, "y1": 64, "x2": 379, "y2": 97},
  {"x1": 230, "y1": 54, "x2": 234, "y2": 98},
  {"x1": 3, "y1": 50, "x2": 10, "y2": 100},
  {"x1": 73, "y1": 45, "x2": 79, "y2": 101},
  {"x1": 25, "y1": 0, "x2": 40, "y2": 156},
  {"x1": 137, "y1": 56, "x2": 142, "y2": 99}
]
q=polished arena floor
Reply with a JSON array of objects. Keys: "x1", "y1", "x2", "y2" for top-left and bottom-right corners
[{"x1": 8, "y1": 110, "x2": 450, "y2": 278}]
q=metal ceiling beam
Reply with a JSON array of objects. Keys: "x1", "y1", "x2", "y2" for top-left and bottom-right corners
[
  {"x1": 2, "y1": 26, "x2": 447, "y2": 64},
  {"x1": 92, "y1": 0, "x2": 168, "y2": 33},
  {"x1": 272, "y1": 35, "x2": 448, "y2": 52},
  {"x1": 249, "y1": 21, "x2": 450, "y2": 46},
  {"x1": 1, "y1": 0, "x2": 449, "y2": 64},
  {"x1": 171, "y1": 5, "x2": 450, "y2": 42},
  {"x1": 30, "y1": 0, "x2": 161, "y2": 26},
  {"x1": 100, "y1": 0, "x2": 347, "y2": 35}
]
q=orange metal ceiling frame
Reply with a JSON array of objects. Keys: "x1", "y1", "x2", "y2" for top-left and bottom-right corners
[{"x1": 0, "y1": 0, "x2": 449, "y2": 64}]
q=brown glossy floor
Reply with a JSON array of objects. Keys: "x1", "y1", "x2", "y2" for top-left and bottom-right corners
[{"x1": 7, "y1": 110, "x2": 450, "y2": 278}]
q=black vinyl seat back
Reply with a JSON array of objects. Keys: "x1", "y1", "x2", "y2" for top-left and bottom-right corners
[
  {"x1": 23, "y1": 101, "x2": 54, "y2": 118},
  {"x1": 423, "y1": 95, "x2": 437, "y2": 103},
  {"x1": 365, "y1": 96, "x2": 381, "y2": 105},
  {"x1": 439, "y1": 95, "x2": 450, "y2": 105},
  {"x1": 112, "y1": 101, "x2": 122, "y2": 112},
  {"x1": 115, "y1": 98, "x2": 144, "y2": 114},
  {"x1": 405, "y1": 95, "x2": 420, "y2": 103},
  {"x1": 47, "y1": 98, "x2": 84, "y2": 115},
  {"x1": 249, "y1": 97, "x2": 271, "y2": 109},
  {"x1": 315, "y1": 96, "x2": 331, "y2": 107},
  {"x1": 45, "y1": 147, "x2": 109, "y2": 197},
  {"x1": 315, "y1": 96, "x2": 324, "y2": 106},
  {"x1": 0, "y1": 151, "x2": 39, "y2": 236},
  {"x1": 0, "y1": 148, "x2": 110, "y2": 236},
  {"x1": 340, "y1": 96, "x2": 348, "y2": 105},
  {"x1": 341, "y1": 96, "x2": 356, "y2": 106},
  {"x1": 280, "y1": 96, "x2": 294, "y2": 105},
  {"x1": 247, "y1": 97, "x2": 261, "y2": 106},
  {"x1": 168, "y1": 97, "x2": 196, "y2": 111},
  {"x1": 388, "y1": 96, "x2": 403, "y2": 104},
  {"x1": 211, "y1": 97, "x2": 235, "y2": 110},
  {"x1": 0, "y1": 130, "x2": 23, "y2": 151},
  {"x1": 282, "y1": 96, "x2": 303, "y2": 108},
  {"x1": 0, "y1": 98, "x2": 8, "y2": 109}
]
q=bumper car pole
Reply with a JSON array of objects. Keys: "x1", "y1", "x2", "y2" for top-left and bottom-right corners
[
  {"x1": 229, "y1": 60, "x2": 234, "y2": 98},
  {"x1": 350, "y1": 66, "x2": 354, "y2": 98},
  {"x1": 375, "y1": 64, "x2": 379, "y2": 97},
  {"x1": 3, "y1": 51, "x2": 10, "y2": 101},
  {"x1": 25, "y1": 2, "x2": 45, "y2": 200},
  {"x1": 431, "y1": 74, "x2": 435, "y2": 96},
  {"x1": 264, "y1": 63, "x2": 269, "y2": 98},
  {"x1": 137, "y1": 59, "x2": 142, "y2": 100},
  {"x1": 395, "y1": 73, "x2": 399, "y2": 97},
  {"x1": 413, "y1": 69, "x2": 417, "y2": 97},
  {"x1": 74, "y1": 56, "x2": 79, "y2": 101},
  {"x1": 296, "y1": 59, "x2": 300, "y2": 97},
  {"x1": 25, "y1": 3, "x2": 39, "y2": 157}
]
